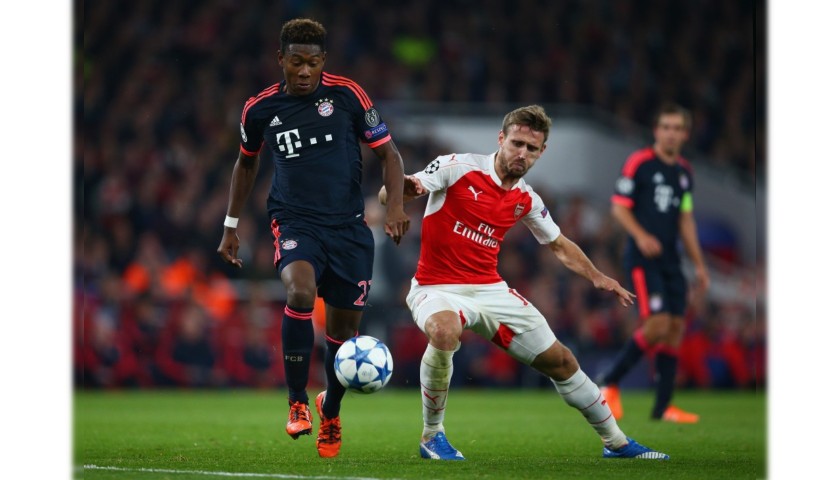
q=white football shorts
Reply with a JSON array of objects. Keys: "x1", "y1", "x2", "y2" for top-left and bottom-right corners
[{"x1": 405, "y1": 277, "x2": 556, "y2": 364}]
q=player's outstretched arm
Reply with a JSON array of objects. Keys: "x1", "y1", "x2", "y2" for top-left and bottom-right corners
[
  {"x1": 378, "y1": 175, "x2": 428, "y2": 206},
  {"x1": 373, "y1": 141, "x2": 412, "y2": 245},
  {"x1": 612, "y1": 203, "x2": 662, "y2": 258},
  {"x1": 548, "y1": 233, "x2": 636, "y2": 307},
  {"x1": 217, "y1": 151, "x2": 260, "y2": 268},
  {"x1": 679, "y1": 211, "x2": 710, "y2": 293}
]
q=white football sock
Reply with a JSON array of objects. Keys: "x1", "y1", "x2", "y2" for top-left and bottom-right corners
[
  {"x1": 552, "y1": 368, "x2": 628, "y2": 450},
  {"x1": 420, "y1": 343, "x2": 455, "y2": 440}
]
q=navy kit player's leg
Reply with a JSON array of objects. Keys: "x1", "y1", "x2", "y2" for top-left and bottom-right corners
[
  {"x1": 597, "y1": 258, "x2": 668, "y2": 420},
  {"x1": 651, "y1": 264, "x2": 697, "y2": 423},
  {"x1": 314, "y1": 305, "x2": 360, "y2": 459},
  {"x1": 596, "y1": 264, "x2": 665, "y2": 420},
  {"x1": 597, "y1": 264, "x2": 698, "y2": 423},
  {"x1": 279, "y1": 260, "x2": 317, "y2": 440},
  {"x1": 313, "y1": 221, "x2": 376, "y2": 458},
  {"x1": 274, "y1": 223, "x2": 330, "y2": 441}
]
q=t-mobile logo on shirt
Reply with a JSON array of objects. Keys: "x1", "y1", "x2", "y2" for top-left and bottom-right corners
[{"x1": 276, "y1": 128, "x2": 334, "y2": 158}]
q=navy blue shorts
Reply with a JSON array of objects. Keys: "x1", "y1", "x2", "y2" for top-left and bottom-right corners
[
  {"x1": 624, "y1": 257, "x2": 687, "y2": 319},
  {"x1": 271, "y1": 219, "x2": 374, "y2": 311}
]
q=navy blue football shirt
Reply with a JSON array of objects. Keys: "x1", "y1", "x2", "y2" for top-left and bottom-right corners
[
  {"x1": 611, "y1": 146, "x2": 695, "y2": 263},
  {"x1": 239, "y1": 72, "x2": 392, "y2": 226}
]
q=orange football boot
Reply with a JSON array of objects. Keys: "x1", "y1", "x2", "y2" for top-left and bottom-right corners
[
  {"x1": 315, "y1": 391, "x2": 342, "y2": 458},
  {"x1": 662, "y1": 405, "x2": 699, "y2": 423},
  {"x1": 601, "y1": 385, "x2": 624, "y2": 420},
  {"x1": 285, "y1": 400, "x2": 312, "y2": 439}
]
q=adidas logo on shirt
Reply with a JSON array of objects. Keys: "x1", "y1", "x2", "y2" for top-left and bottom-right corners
[{"x1": 270, "y1": 116, "x2": 282, "y2": 127}]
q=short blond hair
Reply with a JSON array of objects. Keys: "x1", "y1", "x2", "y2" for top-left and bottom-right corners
[
  {"x1": 654, "y1": 103, "x2": 692, "y2": 131},
  {"x1": 501, "y1": 105, "x2": 552, "y2": 142}
]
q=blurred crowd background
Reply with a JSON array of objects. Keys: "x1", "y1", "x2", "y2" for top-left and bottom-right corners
[{"x1": 77, "y1": 0, "x2": 764, "y2": 391}]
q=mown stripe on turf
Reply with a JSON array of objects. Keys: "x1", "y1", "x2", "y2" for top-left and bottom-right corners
[{"x1": 82, "y1": 465, "x2": 402, "y2": 480}]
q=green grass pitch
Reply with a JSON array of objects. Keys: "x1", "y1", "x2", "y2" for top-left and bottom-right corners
[{"x1": 74, "y1": 388, "x2": 766, "y2": 479}]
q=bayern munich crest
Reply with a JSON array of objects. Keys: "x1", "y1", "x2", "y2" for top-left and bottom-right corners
[
  {"x1": 316, "y1": 99, "x2": 334, "y2": 117},
  {"x1": 281, "y1": 239, "x2": 298, "y2": 250}
]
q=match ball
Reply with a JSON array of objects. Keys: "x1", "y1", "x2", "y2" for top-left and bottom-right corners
[{"x1": 333, "y1": 335, "x2": 393, "y2": 394}]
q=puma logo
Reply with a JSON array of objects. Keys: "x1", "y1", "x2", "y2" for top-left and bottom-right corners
[{"x1": 468, "y1": 185, "x2": 483, "y2": 201}]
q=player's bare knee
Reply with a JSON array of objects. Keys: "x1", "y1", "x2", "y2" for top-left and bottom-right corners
[
  {"x1": 424, "y1": 314, "x2": 461, "y2": 350},
  {"x1": 669, "y1": 317, "x2": 685, "y2": 339},
  {"x1": 643, "y1": 315, "x2": 671, "y2": 343},
  {"x1": 285, "y1": 284, "x2": 316, "y2": 308},
  {"x1": 646, "y1": 329, "x2": 668, "y2": 345},
  {"x1": 326, "y1": 325, "x2": 356, "y2": 341},
  {"x1": 554, "y1": 345, "x2": 580, "y2": 380},
  {"x1": 534, "y1": 343, "x2": 580, "y2": 381}
]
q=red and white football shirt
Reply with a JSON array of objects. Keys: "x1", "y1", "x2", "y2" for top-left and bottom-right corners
[{"x1": 412, "y1": 152, "x2": 561, "y2": 285}]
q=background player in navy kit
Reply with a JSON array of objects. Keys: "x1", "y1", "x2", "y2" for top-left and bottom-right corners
[
  {"x1": 597, "y1": 103, "x2": 710, "y2": 423},
  {"x1": 216, "y1": 18, "x2": 411, "y2": 458}
]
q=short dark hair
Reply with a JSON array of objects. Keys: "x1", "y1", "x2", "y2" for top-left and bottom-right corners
[
  {"x1": 502, "y1": 105, "x2": 552, "y2": 142},
  {"x1": 279, "y1": 18, "x2": 326, "y2": 54},
  {"x1": 654, "y1": 103, "x2": 692, "y2": 131}
]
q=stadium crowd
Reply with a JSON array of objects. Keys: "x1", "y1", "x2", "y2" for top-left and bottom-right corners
[{"x1": 77, "y1": 0, "x2": 763, "y2": 390}]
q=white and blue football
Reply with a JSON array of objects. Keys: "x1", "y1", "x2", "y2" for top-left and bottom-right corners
[{"x1": 334, "y1": 335, "x2": 393, "y2": 394}]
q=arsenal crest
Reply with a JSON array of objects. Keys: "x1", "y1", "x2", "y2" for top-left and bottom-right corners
[{"x1": 514, "y1": 203, "x2": 524, "y2": 219}]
